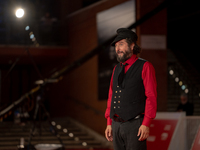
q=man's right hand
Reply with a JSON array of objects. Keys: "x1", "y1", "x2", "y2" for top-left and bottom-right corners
[{"x1": 105, "y1": 125, "x2": 113, "y2": 141}]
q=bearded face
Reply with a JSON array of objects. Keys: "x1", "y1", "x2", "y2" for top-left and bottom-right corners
[
  {"x1": 116, "y1": 46, "x2": 132, "y2": 63},
  {"x1": 115, "y1": 39, "x2": 133, "y2": 63}
]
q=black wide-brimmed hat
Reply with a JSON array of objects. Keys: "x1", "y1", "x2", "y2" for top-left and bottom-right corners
[{"x1": 111, "y1": 28, "x2": 138, "y2": 46}]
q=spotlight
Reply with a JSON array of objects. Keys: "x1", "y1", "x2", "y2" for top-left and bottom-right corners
[
  {"x1": 82, "y1": 142, "x2": 87, "y2": 146},
  {"x1": 74, "y1": 137, "x2": 79, "y2": 141},
  {"x1": 56, "y1": 125, "x2": 61, "y2": 129},
  {"x1": 63, "y1": 128, "x2": 68, "y2": 133},
  {"x1": 25, "y1": 26, "x2": 30, "y2": 31},
  {"x1": 181, "y1": 85, "x2": 186, "y2": 90},
  {"x1": 175, "y1": 77, "x2": 179, "y2": 82},
  {"x1": 185, "y1": 89, "x2": 189, "y2": 93},
  {"x1": 15, "y1": 8, "x2": 24, "y2": 18},
  {"x1": 51, "y1": 121, "x2": 56, "y2": 126},
  {"x1": 169, "y1": 70, "x2": 174, "y2": 75},
  {"x1": 69, "y1": 133, "x2": 74, "y2": 137},
  {"x1": 30, "y1": 34, "x2": 35, "y2": 39}
]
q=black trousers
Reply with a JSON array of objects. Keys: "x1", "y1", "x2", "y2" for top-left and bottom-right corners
[{"x1": 112, "y1": 117, "x2": 147, "y2": 150}]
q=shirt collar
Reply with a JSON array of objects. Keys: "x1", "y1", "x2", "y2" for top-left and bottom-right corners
[{"x1": 121, "y1": 54, "x2": 137, "y2": 66}]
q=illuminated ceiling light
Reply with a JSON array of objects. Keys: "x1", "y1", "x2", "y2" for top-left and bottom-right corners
[
  {"x1": 74, "y1": 137, "x2": 79, "y2": 141},
  {"x1": 30, "y1": 34, "x2": 34, "y2": 39},
  {"x1": 51, "y1": 121, "x2": 56, "y2": 126},
  {"x1": 179, "y1": 81, "x2": 183, "y2": 86},
  {"x1": 15, "y1": 8, "x2": 24, "y2": 18},
  {"x1": 56, "y1": 125, "x2": 61, "y2": 129},
  {"x1": 63, "y1": 128, "x2": 68, "y2": 133},
  {"x1": 69, "y1": 133, "x2": 74, "y2": 137},
  {"x1": 25, "y1": 26, "x2": 30, "y2": 31},
  {"x1": 199, "y1": 93, "x2": 200, "y2": 97},
  {"x1": 169, "y1": 70, "x2": 174, "y2": 75},
  {"x1": 181, "y1": 85, "x2": 186, "y2": 90},
  {"x1": 82, "y1": 142, "x2": 87, "y2": 146},
  {"x1": 175, "y1": 77, "x2": 179, "y2": 82},
  {"x1": 185, "y1": 89, "x2": 189, "y2": 93}
]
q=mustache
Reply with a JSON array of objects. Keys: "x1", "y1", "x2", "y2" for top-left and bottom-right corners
[{"x1": 116, "y1": 51, "x2": 124, "y2": 54}]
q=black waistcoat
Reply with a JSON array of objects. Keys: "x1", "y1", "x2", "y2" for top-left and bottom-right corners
[{"x1": 110, "y1": 58, "x2": 147, "y2": 121}]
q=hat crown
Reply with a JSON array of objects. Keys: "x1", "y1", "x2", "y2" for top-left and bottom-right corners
[
  {"x1": 111, "y1": 28, "x2": 138, "y2": 46},
  {"x1": 117, "y1": 28, "x2": 137, "y2": 41}
]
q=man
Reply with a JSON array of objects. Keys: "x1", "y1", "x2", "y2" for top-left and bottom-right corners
[
  {"x1": 105, "y1": 28, "x2": 157, "y2": 150},
  {"x1": 177, "y1": 93, "x2": 193, "y2": 116}
]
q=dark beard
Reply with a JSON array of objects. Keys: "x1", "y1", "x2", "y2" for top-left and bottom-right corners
[{"x1": 116, "y1": 48, "x2": 132, "y2": 63}]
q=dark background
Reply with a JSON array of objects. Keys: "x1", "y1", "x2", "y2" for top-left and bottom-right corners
[{"x1": 167, "y1": 0, "x2": 200, "y2": 72}]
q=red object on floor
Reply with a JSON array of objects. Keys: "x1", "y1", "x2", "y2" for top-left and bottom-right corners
[{"x1": 147, "y1": 119, "x2": 178, "y2": 150}]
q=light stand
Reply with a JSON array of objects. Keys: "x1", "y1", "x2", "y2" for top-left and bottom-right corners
[
  {"x1": 27, "y1": 82, "x2": 65, "y2": 150},
  {"x1": 9, "y1": 8, "x2": 65, "y2": 150}
]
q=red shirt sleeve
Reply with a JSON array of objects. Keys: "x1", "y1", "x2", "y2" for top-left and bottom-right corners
[
  {"x1": 105, "y1": 66, "x2": 116, "y2": 125},
  {"x1": 142, "y1": 61, "x2": 157, "y2": 127}
]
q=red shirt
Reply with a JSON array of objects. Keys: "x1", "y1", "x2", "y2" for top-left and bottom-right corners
[{"x1": 105, "y1": 54, "x2": 157, "y2": 127}]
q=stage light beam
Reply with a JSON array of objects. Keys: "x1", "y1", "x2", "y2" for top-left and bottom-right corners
[{"x1": 15, "y1": 8, "x2": 24, "y2": 18}]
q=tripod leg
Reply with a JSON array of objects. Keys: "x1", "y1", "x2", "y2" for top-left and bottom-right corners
[{"x1": 28, "y1": 96, "x2": 40, "y2": 146}]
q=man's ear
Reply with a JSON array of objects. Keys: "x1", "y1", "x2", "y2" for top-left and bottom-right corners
[{"x1": 130, "y1": 43, "x2": 135, "y2": 51}]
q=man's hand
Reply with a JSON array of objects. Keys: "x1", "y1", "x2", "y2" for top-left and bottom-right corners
[
  {"x1": 105, "y1": 125, "x2": 113, "y2": 141},
  {"x1": 137, "y1": 125, "x2": 149, "y2": 141}
]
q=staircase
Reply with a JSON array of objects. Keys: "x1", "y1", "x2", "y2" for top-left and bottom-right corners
[
  {"x1": 167, "y1": 50, "x2": 200, "y2": 115},
  {"x1": 0, "y1": 117, "x2": 112, "y2": 150}
]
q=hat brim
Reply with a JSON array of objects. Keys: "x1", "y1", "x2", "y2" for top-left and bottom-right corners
[{"x1": 111, "y1": 36, "x2": 125, "y2": 46}]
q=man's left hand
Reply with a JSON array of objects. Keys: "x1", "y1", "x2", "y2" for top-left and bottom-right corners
[{"x1": 137, "y1": 125, "x2": 149, "y2": 141}]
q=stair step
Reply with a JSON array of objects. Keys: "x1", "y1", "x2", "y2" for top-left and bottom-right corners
[
  {"x1": 0, "y1": 145, "x2": 109, "y2": 150},
  {"x1": 0, "y1": 118, "x2": 111, "y2": 150},
  {"x1": 0, "y1": 132, "x2": 88, "y2": 137},
  {"x1": 0, "y1": 135, "x2": 94, "y2": 141},
  {"x1": 0, "y1": 140, "x2": 102, "y2": 146}
]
